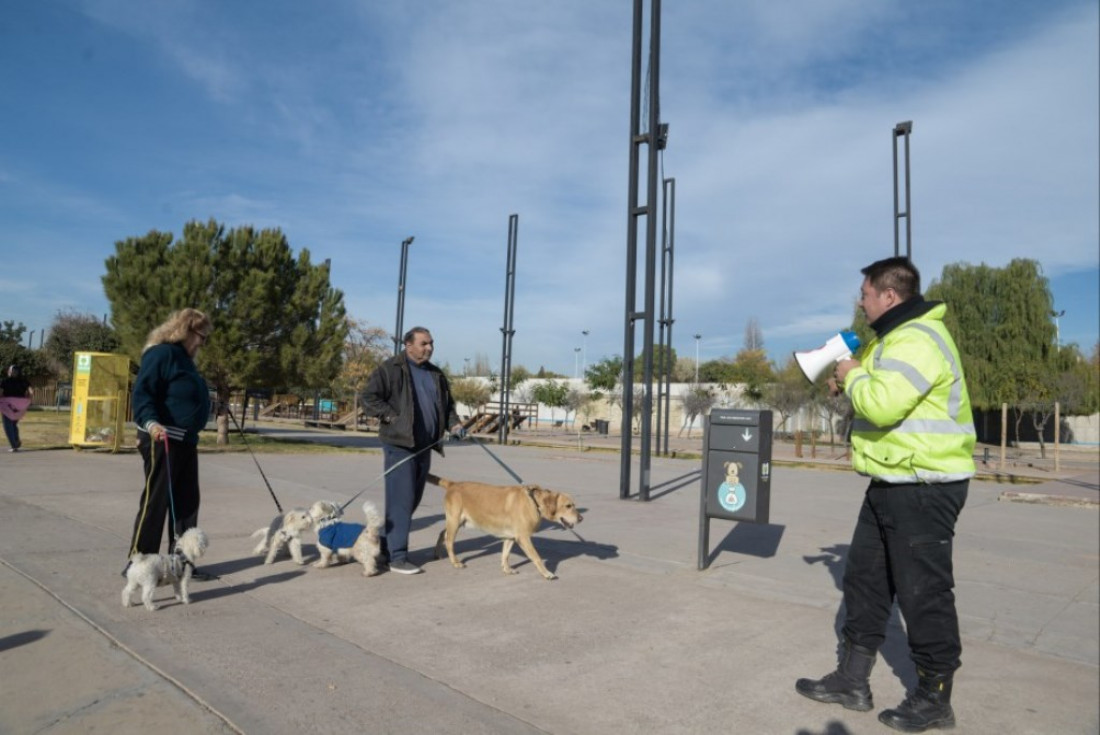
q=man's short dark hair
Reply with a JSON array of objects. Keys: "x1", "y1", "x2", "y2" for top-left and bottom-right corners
[
  {"x1": 403, "y1": 327, "x2": 431, "y2": 345},
  {"x1": 861, "y1": 257, "x2": 920, "y2": 301}
]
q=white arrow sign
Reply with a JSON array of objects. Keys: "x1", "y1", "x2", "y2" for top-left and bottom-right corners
[{"x1": 741, "y1": 428, "x2": 753, "y2": 442}]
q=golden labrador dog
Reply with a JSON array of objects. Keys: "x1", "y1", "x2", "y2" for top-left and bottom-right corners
[{"x1": 427, "y1": 474, "x2": 582, "y2": 580}]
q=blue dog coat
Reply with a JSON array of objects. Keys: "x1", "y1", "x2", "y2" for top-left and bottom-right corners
[{"x1": 318, "y1": 522, "x2": 365, "y2": 550}]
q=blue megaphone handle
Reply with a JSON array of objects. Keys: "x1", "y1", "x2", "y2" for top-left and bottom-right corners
[{"x1": 841, "y1": 330, "x2": 861, "y2": 353}]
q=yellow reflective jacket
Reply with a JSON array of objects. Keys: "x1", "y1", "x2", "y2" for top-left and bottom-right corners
[{"x1": 843, "y1": 302, "x2": 976, "y2": 483}]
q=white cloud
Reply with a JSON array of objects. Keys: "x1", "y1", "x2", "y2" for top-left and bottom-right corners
[{"x1": 3, "y1": 0, "x2": 1096, "y2": 373}]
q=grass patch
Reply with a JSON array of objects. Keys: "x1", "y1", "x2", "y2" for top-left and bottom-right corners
[
  {"x1": 197, "y1": 430, "x2": 356, "y2": 454},
  {"x1": 13, "y1": 410, "x2": 72, "y2": 449},
  {"x1": 15, "y1": 409, "x2": 366, "y2": 454}
]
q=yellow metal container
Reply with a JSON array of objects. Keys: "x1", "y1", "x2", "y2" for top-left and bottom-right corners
[{"x1": 70, "y1": 352, "x2": 133, "y2": 451}]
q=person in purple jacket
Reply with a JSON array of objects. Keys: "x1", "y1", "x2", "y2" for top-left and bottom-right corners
[{"x1": 0, "y1": 364, "x2": 33, "y2": 451}]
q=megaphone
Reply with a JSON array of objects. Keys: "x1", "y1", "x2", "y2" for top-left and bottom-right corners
[{"x1": 794, "y1": 330, "x2": 861, "y2": 382}]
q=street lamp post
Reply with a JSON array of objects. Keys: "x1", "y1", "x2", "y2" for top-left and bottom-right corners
[
  {"x1": 574, "y1": 347, "x2": 581, "y2": 379},
  {"x1": 393, "y1": 236, "x2": 415, "y2": 354},
  {"x1": 694, "y1": 333, "x2": 702, "y2": 383},
  {"x1": 1051, "y1": 310, "x2": 1065, "y2": 348},
  {"x1": 582, "y1": 330, "x2": 589, "y2": 376}
]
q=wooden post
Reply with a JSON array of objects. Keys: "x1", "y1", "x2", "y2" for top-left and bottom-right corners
[
  {"x1": 1054, "y1": 401, "x2": 1061, "y2": 472},
  {"x1": 1000, "y1": 402, "x2": 1008, "y2": 471}
]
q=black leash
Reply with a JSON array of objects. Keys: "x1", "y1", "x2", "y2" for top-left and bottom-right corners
[
  {"x1": 337, "y1": 436, "x2": 445, "y2": 513},
  {"x1": 224, "y1": 404, "x2": 283, "y2": 513},
  {"x1": 469, "y1": 435, "x2": 524, "y2": 484}
]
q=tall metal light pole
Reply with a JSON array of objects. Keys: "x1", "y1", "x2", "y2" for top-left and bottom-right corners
[
  {"x1": 1051, "y1": 310, "x2": 1065, "y2": 348},
  {"x1": 574, "y1": 347, "x2": 581, "y2": 379},
  {"x1": 893, "y1": 121, "x2": 913, "y2": 260},
  {"x1": 393, "y1": 236, "x2": 414, "y2": 355},
  {"x1": 582, "y1": 330, "x2": 590, "y2": 375},
  {"x1": 656, "y1": 176, "x2": 675, "y2": 456},
  {"x1": 694, "y1": 333, "x2": 701, "y2": 383},
  {"x1": 499, "y1": 214, "x2": 519, "y2": 445},
  {"x1": 621, "y1": 0, "x2": 665, "y2": 502}
]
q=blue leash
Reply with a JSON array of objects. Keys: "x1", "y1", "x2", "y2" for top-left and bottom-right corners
[{"x1": 160, "y1": 435, "x2": 179, "y2": 537}]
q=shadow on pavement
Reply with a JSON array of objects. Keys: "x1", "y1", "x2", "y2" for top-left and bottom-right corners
[
  {"x1": 192, "y1": 569, "x2": 309, "y2": 603},
  {"x1": 647, "y1": 469, "x2": 702, "y2": 500},
  {"x1": 708, "y1": 522, "x2": 785, "y2": 563},
  {"x1": 0, "y1": 629, "x2": 50, "y2": 652},
  {"x1": 804, "y1": 543, "x2": 918, "y2": 691}
]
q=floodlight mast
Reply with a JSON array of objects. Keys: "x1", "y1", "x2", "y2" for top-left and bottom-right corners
[
  {"x1": 893, "y1": 121, "x2": 913, "y2": 260},
  {"x1": 393, "y1": 236, "x2": 414, "y2": 355}
]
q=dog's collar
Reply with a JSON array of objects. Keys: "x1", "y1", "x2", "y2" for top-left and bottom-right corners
[
  {"x1": 525, "y1": 486, "x2": 541, "y2": 515},
  {"x1": 166, "y1": 553, "x2": 194, "y2": 578}
]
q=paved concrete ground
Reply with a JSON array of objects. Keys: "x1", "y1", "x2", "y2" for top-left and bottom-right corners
[{"x1": 1, "y1": 428, "x2": 1097, "y2": 734}]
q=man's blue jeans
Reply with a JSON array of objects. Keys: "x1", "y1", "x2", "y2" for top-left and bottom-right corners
[
  {"x1": 381, "y1": 444, "x2": 432, "y2": 563},
  {"x1": 841, "y1": 480, "x2": 969, "y2": 674}
]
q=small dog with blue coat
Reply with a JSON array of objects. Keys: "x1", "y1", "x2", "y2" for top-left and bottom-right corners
[{"x1": 308, "y1": 500, "x2": 384, "y2": 576}]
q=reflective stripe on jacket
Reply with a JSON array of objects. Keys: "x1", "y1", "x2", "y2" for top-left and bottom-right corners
[{"x1": 843, "y1": 303, "x2": 976, "y2": 484}]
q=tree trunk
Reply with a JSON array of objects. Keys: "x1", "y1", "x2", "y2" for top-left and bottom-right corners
[
  {"x1": 216, "y1": 386, "x2": 230, "y2": 445},
  {"x1": 1031, "y1": 409, "x2": 1052, "y2": 460}
]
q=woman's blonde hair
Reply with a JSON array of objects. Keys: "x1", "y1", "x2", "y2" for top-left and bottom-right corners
[{"x1": 143, "y1": 308, "x2": 212, "y2": 352}]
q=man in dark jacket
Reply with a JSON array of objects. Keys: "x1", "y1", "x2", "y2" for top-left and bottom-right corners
[{"x1": 362, "y1": 327, "x2": 463, "y2": 574}]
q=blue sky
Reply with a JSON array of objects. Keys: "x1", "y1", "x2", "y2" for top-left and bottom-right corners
[{"x1": 2, "y1": 1, "x2": 1097, "y2": 377}]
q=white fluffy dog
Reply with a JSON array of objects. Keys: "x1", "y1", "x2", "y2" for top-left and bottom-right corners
[
  {"x1": 308, "y1": 500, "x2": 384, "y2": 576},
  {"x1": 251, "y1": 507, "x2": 313, "y2": 565},
  {"x1": 121, "y1": 527, "x2": 209, "y2": 611}
]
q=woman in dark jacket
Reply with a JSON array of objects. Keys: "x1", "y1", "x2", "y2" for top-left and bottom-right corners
[{"x1": 125, "y1": 308, "x2": 213, "y2": 578}]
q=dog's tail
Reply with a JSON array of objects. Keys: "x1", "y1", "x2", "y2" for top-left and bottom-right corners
[
  {"x1": 250, "y1": 527, "x2": 270, "y2": 554},
  {"x1": 361, "y1": 500, "x2": 384, "y2": 534},
  {"x1": 425, "y1": 473, "x2": 451, "y2": 489}
]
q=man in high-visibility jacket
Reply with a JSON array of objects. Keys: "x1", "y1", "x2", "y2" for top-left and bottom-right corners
[{"x1": 796, "y1": 256, "x2": 975, "y2": 733}]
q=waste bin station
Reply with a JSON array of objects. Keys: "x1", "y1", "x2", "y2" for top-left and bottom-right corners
[{"x1": 698, "y1": 408, "x2": 773, "y2": 570}]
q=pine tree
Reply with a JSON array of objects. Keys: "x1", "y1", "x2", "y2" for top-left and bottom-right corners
[{"x1": 102, "y1": 219, "x2": 347, "y2": 443}]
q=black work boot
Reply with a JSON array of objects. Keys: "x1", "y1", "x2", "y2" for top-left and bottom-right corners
[
  {"x1": 878, "y1": 669, "x2": 955, "y2": 732},
  {"x1": 795, "y1": 639, "x2": 877, "y2": 711}
]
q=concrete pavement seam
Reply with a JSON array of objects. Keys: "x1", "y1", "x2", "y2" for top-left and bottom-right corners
[
  {"x1": 0, "y1": 556, "x2": 246, "y2": 735},
  {"x1": 175, "y1": 567, "x2": 557, "y2": 735}
]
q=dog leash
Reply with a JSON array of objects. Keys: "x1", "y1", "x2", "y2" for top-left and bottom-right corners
[
  {"x1": 337, "y1": 436, "x2": 446, "y2": 513},
  {"x1": 156, "y1": 434, "x2": 202, "y2": 574},
  {"x1": 160, "y1": 434, "x2": 179, "y2": 537},
  {"x1": 224, "y1": 404, "x2": 284, "y2": 513},
  {"x1": 468, "y1": 435, "x2": 524, "y2": 484}
]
